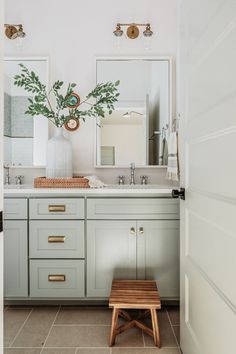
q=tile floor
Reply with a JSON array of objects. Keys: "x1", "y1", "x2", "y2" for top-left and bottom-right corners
[{"x1": 4, "y1": 306, "x2": 180, "y2": 354}]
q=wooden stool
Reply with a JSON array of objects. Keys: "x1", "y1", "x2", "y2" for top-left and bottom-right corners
[{"x1": 109, "y1": 280, "x2": 161, "y2": 347}]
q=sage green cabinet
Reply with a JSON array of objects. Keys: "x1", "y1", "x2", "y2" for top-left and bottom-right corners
[
  {"x1": 137, "y1": 220, "x2": 179, "y2": 298},
  {"x1": 87, "y1": 220, "x2": 137, "y2": 297},
  {"x1": 87, "y1": 219, "x2": 179, "y2": 298},
  {"x1": 4, "y1": 220, "x2": 28, "y2": 297}
]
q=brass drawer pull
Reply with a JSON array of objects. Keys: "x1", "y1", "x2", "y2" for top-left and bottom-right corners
[
  {"x1": 48, "y1": 274, "x2": 66, "y2": 282},
  {"x1": 130, "y1": 227, "x2": 136, "y2": 235},
  {"x1": 48, "y1": 205, "x2": 66, "y2": 212},
  {"x1": 48, "y1": 236, "x2": 65, "y2": 243},
  {"x1": 139, "y1": 227, "x2": 144, "y2": 234}
]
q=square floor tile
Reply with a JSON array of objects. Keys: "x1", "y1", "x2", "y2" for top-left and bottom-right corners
[
  {"x1": 4, "y1": 308, "x2": 32, "y2": 347},
  {"x1": 4, "y1": 349, "x2": 41, "y2": 354},
  {"x1": 112, "y1": 349, "x2": 180, "y2": 354},
  {"x1": 41, "y1": 349, "x2": 76, "y2": 354},
  {"x1": 45, "y1": 325, "x2": 110, "y2": 347},
  {"x1": 76, "y1": 349, "x2": 110, "y2": 354},
  {"x1": 56, "y1": 307, "x2": 111, "y2": 325},
  {"x1": 12, "y1": 307, "x2": 59, "y2": 348}
]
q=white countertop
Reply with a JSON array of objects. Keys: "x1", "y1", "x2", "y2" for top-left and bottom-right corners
[{"x1": 4, "y1": 184, "x2": 175, "y2": 197}]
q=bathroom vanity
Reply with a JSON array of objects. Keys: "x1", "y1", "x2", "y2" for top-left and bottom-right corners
[{"x1": 3, "y1": 186, "x2": 180, "y2": 303}]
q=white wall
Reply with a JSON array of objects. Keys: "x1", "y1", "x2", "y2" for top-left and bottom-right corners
[
  {"x1": 4, "y1": 0, "x2": 178, "y2": 184},
  {"x1": 102, "y1": 124, "x2": 145, "y2": 166}
]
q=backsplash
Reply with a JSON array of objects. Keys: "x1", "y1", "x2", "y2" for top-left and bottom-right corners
[{"x1": 5, "y1": 166, "x2": 178, "y2": 186}]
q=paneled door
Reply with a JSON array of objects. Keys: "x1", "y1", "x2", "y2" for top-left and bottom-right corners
[
  {"x1": 179, "y1": 1, "x2": 236, "y2": 354},
  {"x1": 0, "y1": 0, "x2": 4, "y2": 349}
]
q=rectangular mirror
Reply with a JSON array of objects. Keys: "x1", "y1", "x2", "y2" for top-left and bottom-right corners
[
  {"x1": 4, "y1": 57, "x2": 48, "y2": 167},
  {"x1": 96, "y1": 58, "x2": 172, "y2": 167}
]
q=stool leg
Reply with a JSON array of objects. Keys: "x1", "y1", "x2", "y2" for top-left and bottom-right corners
[
  {"x1": 109, "y1": 308, "x2": 119, "y2": 346},
  {"x1": 150, "y1": 308, "x2": 161, "y2": 347}
]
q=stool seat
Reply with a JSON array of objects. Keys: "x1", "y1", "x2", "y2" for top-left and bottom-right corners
[{"x1": 109, "y1": 280, "x2": 161, "y2": 347}]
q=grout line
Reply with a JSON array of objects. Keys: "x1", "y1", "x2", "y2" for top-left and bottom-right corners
[
  {"x1": 165, "y1": 308, "x2": 180, "y2": 351},
  {"x1": 54, "y1": 323, "x2": 111, "y2": 327},
  {"x1": 142, "y1": 328, "x2": 146, "y2": 348},
  {"x1": 10, "y1": 308, "x2": 33, "y2": 347},
  {"x1": 39, "y1": 305, "x2": 61, "y2": 354}
]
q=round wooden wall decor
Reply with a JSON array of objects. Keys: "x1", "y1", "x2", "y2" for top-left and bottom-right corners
[
  {"x1": 66, "y1": 92, "x2": 81, "y2": 109},
  {"x1": 64, "y1": 117, "x2": 80, "y2": 132}
]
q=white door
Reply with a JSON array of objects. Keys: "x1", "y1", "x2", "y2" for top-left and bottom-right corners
[
  {"x1": 0, "y1": 0, "x2": 4, "y2": 350},
  {"x1": 179, "y1": 1, "x2": 236, "y2": 354}
]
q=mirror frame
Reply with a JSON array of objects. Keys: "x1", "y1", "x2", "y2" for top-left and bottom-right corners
[
  {"x1": 94, "y1": 56, "x2": 173, "y2": 168},
  {"x1": 4, "y1": 56, "x2": 49, "y2": 168}
]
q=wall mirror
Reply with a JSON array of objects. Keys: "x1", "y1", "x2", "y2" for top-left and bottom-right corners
[
  {"x1": 4, "y1": 57, "x2": 48, "y2": 167},
  {"x1": 95, "y1": 57, "x2": 172, "y2": 167}
]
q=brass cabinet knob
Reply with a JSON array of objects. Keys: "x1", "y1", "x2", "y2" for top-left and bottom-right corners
[
  {"x1": 130, "y1": 227, "x2": 136, "y2": 235},
  {"x1": 139, "y1": 227, "x2": 144, "y2": 234}
]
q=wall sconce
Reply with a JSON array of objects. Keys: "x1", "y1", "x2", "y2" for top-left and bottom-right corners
[
  {"x1": 4, "y1": 24, "x2": 26, "y2": 39},
  {"x1": 113, "y1": 23, "x2": 153, "y2": 39}
]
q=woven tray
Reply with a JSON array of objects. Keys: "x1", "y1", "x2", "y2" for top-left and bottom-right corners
[{"x1": 34, "y1": 176, "x2": 90, "y2": 188}]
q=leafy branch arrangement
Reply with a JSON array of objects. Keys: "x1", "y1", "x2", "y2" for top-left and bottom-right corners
[{"x1": 14, "y1": 64, "x2": 120, "y2": 128}]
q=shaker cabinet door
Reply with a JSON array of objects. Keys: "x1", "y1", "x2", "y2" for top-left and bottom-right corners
[
  {"x1": 137, "y1": 220, "x2": 180, "y2": 298},
  {"x1": 87, "y1": 220, "x2": 136, "y2": 297},
  {"x1": 4, "y1": 220, "x2": 28, "y2": 297}
]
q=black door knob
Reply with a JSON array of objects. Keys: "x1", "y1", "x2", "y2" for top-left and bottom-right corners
[{"x1": 172, "y1": 188, "x2": 185, "y2": 200}]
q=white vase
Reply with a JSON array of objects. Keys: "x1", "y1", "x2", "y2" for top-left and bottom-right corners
[{"x1": 46, "y1": 127, "x2": 73, "y2": 178}]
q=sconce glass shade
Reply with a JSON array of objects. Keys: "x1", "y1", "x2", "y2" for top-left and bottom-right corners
[
  {"x1": 113, "y1": 24, "x2": 123, "y2": 37},
  {"x1": 143, "y1": 24, "x2": 153, "y2": 37}
]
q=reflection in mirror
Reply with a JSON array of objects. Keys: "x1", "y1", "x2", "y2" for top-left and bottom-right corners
[
  {"x1": 96, "y1": 58, "x2": 172, "y2": 167},
  {"x1": 4, "y1": 58, "x2": 48, "y2": 167}
]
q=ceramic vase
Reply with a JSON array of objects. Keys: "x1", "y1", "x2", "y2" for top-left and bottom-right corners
[{"x1": 46, "y1": 127, "x2": 73, "y2": 178}]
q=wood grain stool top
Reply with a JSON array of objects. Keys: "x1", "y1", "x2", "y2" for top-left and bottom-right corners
[{"x1": 109, "y1": 280, "x2": 161, "y2": 309}]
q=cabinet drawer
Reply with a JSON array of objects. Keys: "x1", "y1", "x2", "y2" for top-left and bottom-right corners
[
  {"x1": 30, "y1": 260, "x2": 85, "y2": 297},
  {"x1": 29, "y1": 220, "x2": 84, "y2": 259},
  {"x1": 29, "y1": 198, "x2": 84, "y2": 219},
  {"x1": 87, "y1": 198, "x2": 179, "y2": 220},
  {"x1": 4, "y1": 198, "x2": 27, "y2": 220}
]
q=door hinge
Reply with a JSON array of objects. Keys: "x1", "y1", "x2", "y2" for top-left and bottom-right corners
[
  {"x1": 0, "y1": 211, "x2": 3, "y2": 232},
  {"x1": 172, "y1": 187, "x2": 185, "y2": 200}
]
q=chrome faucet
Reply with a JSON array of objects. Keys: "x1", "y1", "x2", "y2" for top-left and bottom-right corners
[
  {"x1": 15, "y1": 175, "x2": 24, "y2": 185},
  {"x1": 4, "y1": 165, "x2": 10, "y2": 185},
  {"x1": 130, "y1": 162, "x2": 135, "y2": 185}
]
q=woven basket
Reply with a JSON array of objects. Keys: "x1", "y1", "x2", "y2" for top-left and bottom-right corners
[{"x1": 34, "y1": 176, "x2": 90, "y2": 188}]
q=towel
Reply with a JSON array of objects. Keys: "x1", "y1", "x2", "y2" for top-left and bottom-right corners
[
  {"x1": 167, "y1": 132, "x2": 179, "y2": 181},
  {"x1": 84, "y1": 175, "x2": 107, "y2": 188},
  {"x1": 159, "y1": 137, "x2": 168, "y2": 165}
]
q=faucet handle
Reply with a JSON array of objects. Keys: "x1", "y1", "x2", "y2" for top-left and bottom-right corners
[
  {"x1": 118, "y1": 175, "x2": 125, "y2": 185},
  {"x1": 140, "y1": 175, "x2": 148, "y2": 185},
  {"x1": 15, "y1": 175, "x2": 24, "y2": 185}
]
